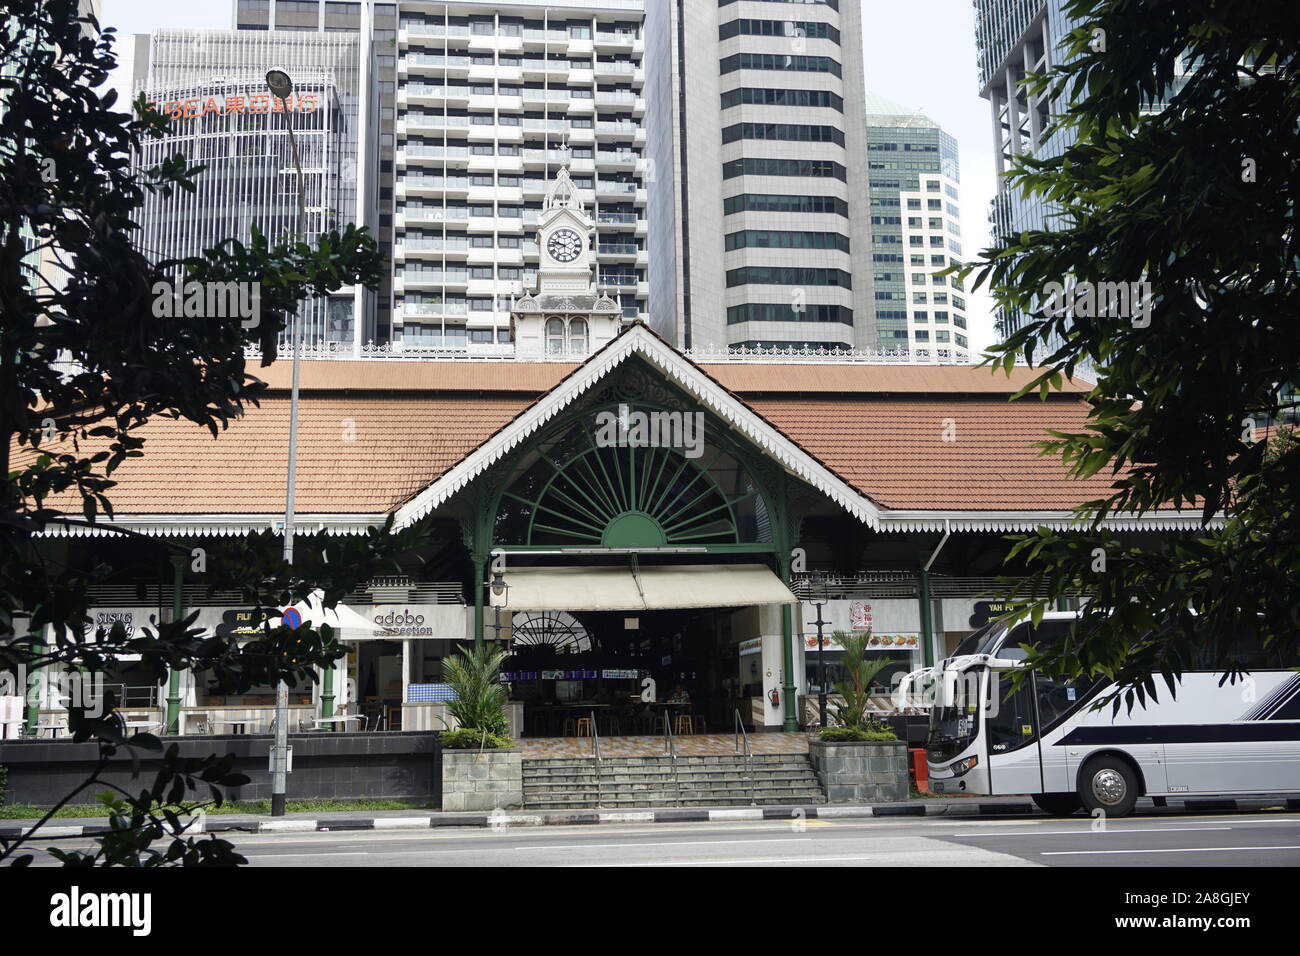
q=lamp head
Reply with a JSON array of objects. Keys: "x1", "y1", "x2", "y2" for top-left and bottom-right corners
[
  {"x1": 265, "y1": 69, "x2": 294, "y2": 100},
  {"x1": 490, "y1": 570, "x2": 507, "y2": 597}
]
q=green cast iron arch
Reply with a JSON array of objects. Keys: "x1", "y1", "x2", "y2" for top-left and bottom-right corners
[{"x1": 492, "y1": 401, "x2": 775, "y2": 550}]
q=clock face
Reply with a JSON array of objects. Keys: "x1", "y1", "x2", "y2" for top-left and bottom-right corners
[{"x1": 547, "y1": 228, "x2": 583, "y2": 263}]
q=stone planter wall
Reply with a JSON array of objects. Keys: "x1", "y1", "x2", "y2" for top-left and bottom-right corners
[
  {"x1": 808, "y1": 739, "x2": 909, "y2": 803},
  {"x1": 0, "y1": 732, "x2": 442, "y2": 806},
  {"x1": 440, "y1": 748, "x2": 523, "y2": 811}
]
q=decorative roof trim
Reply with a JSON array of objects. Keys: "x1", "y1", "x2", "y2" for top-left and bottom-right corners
[
  {"x1": 392, "y1": 324, "x2": 886, "y2": 529},
  {"x1": 876, "y1": 509, "x2": 1221, "y2": 533},
  {"x1": 34, "y1": 513, "x2": 388, "y2": 538}
]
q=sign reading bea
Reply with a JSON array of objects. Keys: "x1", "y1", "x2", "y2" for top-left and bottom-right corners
[{"x1": 147, "y1": 94, "x2": 320, "y2": 121}]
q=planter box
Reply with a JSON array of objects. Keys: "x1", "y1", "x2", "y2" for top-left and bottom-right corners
[
  {"x1": 807, "y1": 739, "x2": 909, "y2": 804},
  {"x1": 440, "y1": 748, "x2": 523, "y2": 812}
]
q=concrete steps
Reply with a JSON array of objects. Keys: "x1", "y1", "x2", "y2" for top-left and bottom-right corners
[{"x1": 522, "y1": 753, "x2": 826, "y2": 809}]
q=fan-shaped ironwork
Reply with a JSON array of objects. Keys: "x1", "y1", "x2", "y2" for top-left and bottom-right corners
[{"x1": 510, "y1": 611, "x2": 591, "y2": 651}]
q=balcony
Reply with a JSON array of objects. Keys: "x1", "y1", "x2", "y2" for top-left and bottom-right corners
[
  {"x1": 401, "y1": 144, "x2": 470, "y2": 168},
  {"x1": 400, "y1": 175, "x2": 469, "y2": 197},
  {"x1": 397, "y1": 207, "x2": 470, "y2": 228},
  {"x1": 597, "y1": 211, "x2": 637, "y2": 225},
  {"x1": 397, "y1": 238, "x2": 469, "y2": 261},
  {"x1": 405, "y1": 53, "x2": 471, "y2": 77},
  {"x1": 403, "y1": 301, "x2": 469, "y2": 318}
]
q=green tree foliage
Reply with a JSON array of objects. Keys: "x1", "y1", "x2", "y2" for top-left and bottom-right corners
[
  {"x1": 962, "y1": 0, "x2": 1300, "y2": 704},
  {"x1": 0, "y1": 0, "x2": 414, "y2": 864}
]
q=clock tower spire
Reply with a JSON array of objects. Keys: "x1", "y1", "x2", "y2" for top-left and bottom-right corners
[{"x1": 511, "y1": 156, "x2": 624, "y2": 358}]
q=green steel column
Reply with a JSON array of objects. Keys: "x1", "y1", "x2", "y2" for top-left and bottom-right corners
[
  {"x1": 472, "y1": 551, "x2": 485, "y2": 649},
  {"x1": 919, "y1": 568, "x2": 935, "y2": 669},
  {"x1": 780, "y1": 603, "x2": 797, "y2": 732},
  {"x1": 321, "y1": 662, "x2": 335, "y2": 723},
  {"x1": 165, "y1": 555, "x2": 184, "y2": 734},
  {"x1": 772, "y1": 473, "x2": 798, "y2": 731},
  {"x1": 1056, "y1": 594, "x2": 1071, "y2": 612}
]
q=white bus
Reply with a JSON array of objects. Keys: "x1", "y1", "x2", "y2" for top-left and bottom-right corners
[{"x1": 918, "y1": 612, "x2": 1300, "y2": 816}]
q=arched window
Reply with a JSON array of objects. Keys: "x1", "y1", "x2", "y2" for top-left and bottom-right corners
[
  {"x1": 545, "y1": 318, "x2": 565, "y2": 355},
  {"x1": 568, "y1": 318, "x2": 588, "y2": 354}
]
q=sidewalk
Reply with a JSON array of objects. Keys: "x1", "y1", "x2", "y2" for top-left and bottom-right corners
[{"x1": 4, "y1": 794, "x2": 1297, "y2": 840}]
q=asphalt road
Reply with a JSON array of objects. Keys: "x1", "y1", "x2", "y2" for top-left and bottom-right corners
[{"x1": 21, "y1": 812, "x2": 1300, "y2": 867}]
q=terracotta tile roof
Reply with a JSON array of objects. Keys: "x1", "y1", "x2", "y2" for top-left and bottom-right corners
[
  {"x1": 747, "y1": 396, "x2": 1111, "y2": 511},
  {"x1": 14, "y1": 395, "x2": 533, "y2": 515},
  {"x1": 253, "y1": 360, "x2": 576, "y2": 392},
  {"x1": 249, "y1": 358, "x2": 1090, "y2": 397},
  {"x1": 14, "y1": 353, "x2": 1110, "y2": 518},
  {"x1": 701, "y1": 363, "x2": 1092, "y2": 395}
]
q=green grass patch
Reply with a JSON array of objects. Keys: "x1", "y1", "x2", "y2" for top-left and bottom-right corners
[{"x1": 0, "y1": 797, "x2": 436, "y2": 820}]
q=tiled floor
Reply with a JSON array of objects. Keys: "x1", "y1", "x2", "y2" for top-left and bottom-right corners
[{"x1": 520, "y1": 732, "x2": 814, "y2": 759}]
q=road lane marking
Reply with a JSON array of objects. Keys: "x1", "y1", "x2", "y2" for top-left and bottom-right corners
[
  {"x1": 953, "y1": 826, "x2": 1234, "y2": 837},
  {"x1": 514, "y1": 837, "x2": 810, "y2": 850},
  {"x1": 1040, "y1": 842, "x2": 1300, "y2": 858}
]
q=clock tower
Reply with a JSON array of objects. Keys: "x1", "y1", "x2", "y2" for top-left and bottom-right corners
[{"x1": 511, "y1": 158, "x2": 625, "y2": 358}]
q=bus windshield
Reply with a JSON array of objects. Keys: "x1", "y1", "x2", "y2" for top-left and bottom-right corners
[{"x1": 927, "y1": 668, "x2": 983, "y2": 761}]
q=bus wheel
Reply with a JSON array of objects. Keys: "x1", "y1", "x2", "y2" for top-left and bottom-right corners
[
  {"x1": 1032, "y1": 793, "x2": 1082, "y2": 816},
  {"x1": 1078, "y1": 757, "x2": 1139, "y2": 817}
]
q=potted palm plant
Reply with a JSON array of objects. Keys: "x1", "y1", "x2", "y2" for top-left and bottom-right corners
[
  {"x1": 440, "y1": 643, "x2": 512, "y2": 749},
  {"x1": 808, "y1": 631, "x2": 909, "y2": 803},
  {"x1": 437, "y1": 644, "x2": 522, "y2": 811}
]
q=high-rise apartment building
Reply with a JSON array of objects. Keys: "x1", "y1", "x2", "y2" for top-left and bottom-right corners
[
  {"x1": 865, "y1": 92, "x2": 969, "y2": 361},
  {"x1": 645, "y1": 0, "x2": 872, "y2": 353},
  {"x1": 230, "y1": 0, "x2": 649, "y2": 354}
]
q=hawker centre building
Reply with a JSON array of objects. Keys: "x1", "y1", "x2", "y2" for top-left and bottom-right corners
[
  {"x1": 15, "y1": 168, "x2": 1206, "y2": 741},
  {"x1": 18, "y1": 322, "x2": 1209, "y2": 739}
]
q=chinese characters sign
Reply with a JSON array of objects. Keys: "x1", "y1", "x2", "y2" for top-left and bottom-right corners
[{"x1": 147, "y1": 93, "x2": 320, "y2": 121}]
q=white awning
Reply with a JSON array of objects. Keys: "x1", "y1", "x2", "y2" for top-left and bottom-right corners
[
  {"x1": 267, "y1": 590, "x2": 379, "y2": 641},
  {"x1": 489, "y1": 564, "x2": 796, "y2": 612}
]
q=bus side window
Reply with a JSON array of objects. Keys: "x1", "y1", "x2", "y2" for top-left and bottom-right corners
[{"x1": 1034, "y1": 673, "x2": 1078, "y2": 730}]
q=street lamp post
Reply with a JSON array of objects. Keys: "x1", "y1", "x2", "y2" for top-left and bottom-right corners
[
  {"x1": 266, "y1": 68, "x2": 307, "y2": 818},
  {"x1": 489, "y1": 571, "x2": 509, "y2": 647},
  {"x1": 808, "y1": 573, "x2": 830, "y2": 728}
]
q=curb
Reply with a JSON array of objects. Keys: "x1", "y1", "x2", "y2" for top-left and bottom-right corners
[{"x1": 4, "y1": 797, "x2": 1297, "y2": 840}]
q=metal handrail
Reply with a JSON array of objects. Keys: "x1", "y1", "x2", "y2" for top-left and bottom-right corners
[
  {"x1": 590, "y1": 709, "x2": 603, "y2": 809},
  {"x1": 734, "y1": 708, "x2": 757, "y2": 806},
  {"x1": 662, "y1": 710, "x2": 681, "y2": 807}
]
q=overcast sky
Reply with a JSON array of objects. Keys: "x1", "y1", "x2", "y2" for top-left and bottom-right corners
[{"x1": 100, "y1": 0, "x2": 1000, "y2": 351}]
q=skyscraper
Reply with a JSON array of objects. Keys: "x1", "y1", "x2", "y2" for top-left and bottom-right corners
[
  {"x1": 135, "y1": 29, "x2": 368, "y2": 349},
  {"x1": 865, "y1": 92, "x2": 970, "y2": 361},
  {"x1": 974, "y1": 0, "x2": 1076, "y2": 337},
  {"x1": 645, "y1": 0, "x2": 872, "y2": 353},
  {"x1": 231, "y1": 0, "x2": 649, "y2": 354}
]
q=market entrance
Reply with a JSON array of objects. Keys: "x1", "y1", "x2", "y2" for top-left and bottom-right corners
[{"x1": 504, "y1": 604, "x2": 741, "y2": 738}]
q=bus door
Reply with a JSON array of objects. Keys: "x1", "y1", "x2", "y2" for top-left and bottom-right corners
[{"x1": 984, "y1": 667, "x2": 1044, "y2": 793}]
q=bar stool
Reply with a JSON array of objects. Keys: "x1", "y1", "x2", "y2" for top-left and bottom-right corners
[
  {"x1": 599, "y1": 715, "x2": 621, "y2": 736},
  {"x1": 674, "y1": 714, "x2": 694, "y2": 735},
  {"x1": 575, "y1": 717, "x2": 594, "y2": 737},
  {"x1": 527, "y1": 712, "x2": 548, "y2": 738},
  {"x1": 562, "y1": 717, "x2": 578, "y2": 737}
]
